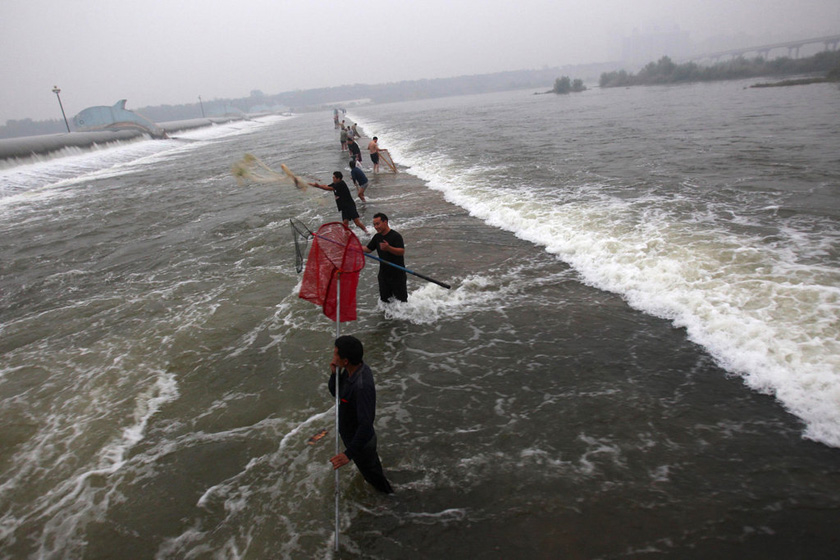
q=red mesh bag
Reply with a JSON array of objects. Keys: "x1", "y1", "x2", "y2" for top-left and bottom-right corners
[{"x1": 299, "y1": 222, "x2": 366, "y2": 322}]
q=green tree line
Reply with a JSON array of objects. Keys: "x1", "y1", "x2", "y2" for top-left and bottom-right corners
[
  {"x1": 600, "y1": 50, "x2": 840, "y2": 88},
  {"x1": 552, "y1": 76, "x2": 587, "y2": 94}
]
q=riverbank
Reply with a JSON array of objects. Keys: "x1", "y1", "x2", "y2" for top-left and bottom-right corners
[
  {"x1": 600, "y1": 50, "x2": 840, "y2": 88},
  {"x1": 750, "y1": 72, "x2": 840, "y2": 88}
]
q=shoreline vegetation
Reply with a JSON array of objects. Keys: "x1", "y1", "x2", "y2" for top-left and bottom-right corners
[
  {"x1": 535, "y1": 76, "x2": 587, "y2": 95},
  {"x1": 599, "y1": 50, "x2": 840, "y2": 89},
  {"x1": 550, "y1": 76, "x2": 587, "y2": 94},
  {"x1": 750, "y1": 69, "x2": 840, "y2": 88}
]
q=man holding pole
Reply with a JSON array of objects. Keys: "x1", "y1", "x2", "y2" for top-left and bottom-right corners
[
  {"x1": 367, "y1": 137, "x2": 386, "y2": 173},
  {"x1": 364, "y1": 213, "x2": 407, "y2": 303},
  {"x1": 328, "y1": 335, "x2": 394, "y2": 494}
]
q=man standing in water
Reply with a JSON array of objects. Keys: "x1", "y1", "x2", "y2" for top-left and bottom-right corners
[
  {"x1": 328, "y1": 335, "x2": 394, "y2": 494},
  {"x1": 309, "y1": 172, "x2": 368, "y2": 233},
  {"x1": 364, "y1": 213, "x2": 407, "y2": 302},
  {"x1": 339, "y1": 126, "x2": 348, "y2": 151},
  {"x1": 367, "y1": 137, "x2": 386, "y2": 173}
]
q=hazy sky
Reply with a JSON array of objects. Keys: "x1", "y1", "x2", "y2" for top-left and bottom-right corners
[{"x1": 1, "y1": 0, "x2": 838, "y2": 123}]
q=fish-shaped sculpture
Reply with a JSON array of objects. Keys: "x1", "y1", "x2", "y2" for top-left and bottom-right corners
[{"x1": 73, "y1": 100, "x2": 166, "y2": 138}]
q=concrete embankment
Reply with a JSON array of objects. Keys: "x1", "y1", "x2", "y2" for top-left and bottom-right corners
[{"x1": 0, "y1": 116, "x2": 246, "y2": 161}]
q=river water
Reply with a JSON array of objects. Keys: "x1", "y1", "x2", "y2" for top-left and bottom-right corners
[{"x1": 1, "y1": 79, "x2": 839, "y2": 558}]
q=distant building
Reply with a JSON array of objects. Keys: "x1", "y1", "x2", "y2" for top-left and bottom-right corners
[
  {"x1": 323, "y1": 98, "x2": 372, "y2": 109},
  {"x1": 622, "y1": 27, "x2": 691, "y2": 68},
  {"x1": 207, "y1": 104, "x2": 247, "y2": 118},
  {"x1": 248, "y1": 103, "x2": 290, "y2": 114}
]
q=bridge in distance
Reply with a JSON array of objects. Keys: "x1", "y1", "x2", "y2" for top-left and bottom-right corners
[{"x1": 685, "y1": 34, "x2": 840, "y2": 63}]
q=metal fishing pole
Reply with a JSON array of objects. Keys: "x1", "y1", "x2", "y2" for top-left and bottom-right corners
[
  {"x1": 361, "y1": 252, "x2": 451, "y2": 290},
  {"x1": 334, "y1": 273, "x2": 341, "y2": 552},
  {"x1": 291, "y1": 219, "x2": 451, "y2": 290}
]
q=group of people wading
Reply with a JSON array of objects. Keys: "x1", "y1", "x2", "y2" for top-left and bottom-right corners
[
  {"x1": 311, "y1": 111, "x2": 407, "y2": 500},
  {"x1": 338, "y1": 117, "x2": 389, "y2": 174},
  {"x1": 311, "y1": 115, "x2": 405, "y2": 304}
]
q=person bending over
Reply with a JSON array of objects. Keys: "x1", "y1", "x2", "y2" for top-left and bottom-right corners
[{"x1": 349, "y1": 159, "x2": 369, "y2": 203}]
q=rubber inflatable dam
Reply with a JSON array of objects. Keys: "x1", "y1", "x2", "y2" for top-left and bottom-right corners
[
  {"x1": 0, "y1": 100, "x2": 259, "y2": 161},
  {"x1": 0, "y1": 116, "x2": 249, "y2": 161}
]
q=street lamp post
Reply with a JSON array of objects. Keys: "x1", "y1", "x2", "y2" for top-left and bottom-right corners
[
  {"x1": 198, "y1": 95, "x2": 205, "y2": 118},
  {"x1": 52, "y1": 86, "x2": 70, "y2": 133}
]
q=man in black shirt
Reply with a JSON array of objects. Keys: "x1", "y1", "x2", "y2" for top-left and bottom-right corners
[
  {"x1": 309, "y1": 171, "x2": 368, "y2": 233},
  {"x1": 364, "y1": 213, "x2": 407, "y2": 302},
  {"x1": 347, "y1": 137, "x2": 362, "y2": 163},
  {"x1": 328, "y1": 335, "x2": 394, "y2": 493}
]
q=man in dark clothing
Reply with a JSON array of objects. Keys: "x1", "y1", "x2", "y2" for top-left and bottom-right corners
[
  {"x1": 309, "y1": 171, "x2": 368, "y2": 233},
  {"x1": 349, "y1": 159, "x2": 369, "y2": 203},
  {"x1": 328, "y1": 335, "x2": 394, "y2": 493},
  {"x1": 347, "y1": 137, "x2": 362, "y2": 163},
  {"x1": 364, "y1": 213, "x2": 407, "y2": 302}
]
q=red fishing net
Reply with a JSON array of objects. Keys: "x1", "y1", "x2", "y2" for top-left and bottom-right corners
[{"x1": 299, "y1": 222, "x2": 366, "y2": 322}]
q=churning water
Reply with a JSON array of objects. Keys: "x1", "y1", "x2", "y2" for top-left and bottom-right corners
[{"x1": 2, "y1": 80, "x2": 839, "y2": 558}]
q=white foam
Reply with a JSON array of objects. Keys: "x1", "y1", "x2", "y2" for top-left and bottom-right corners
[
  {"x1": 103, "y1": 371, "x2": 180, "y2": 469},
  {"x1": 359, "y1": 116, "x2": 840, "y2": 448},
  {"x1": 0, "y1": 116, "x2": 291, "y2": 209},
  {"x1": 12, "y1": 370, "x2": 182, "y2": 558},
  {"x1": 378, "y1": 274, "x2": 513, "y2": 324}
]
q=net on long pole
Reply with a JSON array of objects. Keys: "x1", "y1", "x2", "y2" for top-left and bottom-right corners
[
  {"x1": 298, "y1": 222, "x2": 365, "y2": 322},
  {"x1": 291, "y1": 218, "x2": 451, "y2": 289},
  {"x1": 295, "y1": 222, "x2": 365, "y2": 552},
  {"x1": 290, "y1": 219, "x2": 311, "y2": 274},
  {"x1": 333, "y1": 273, "x2": 342, "y2": 551}
]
